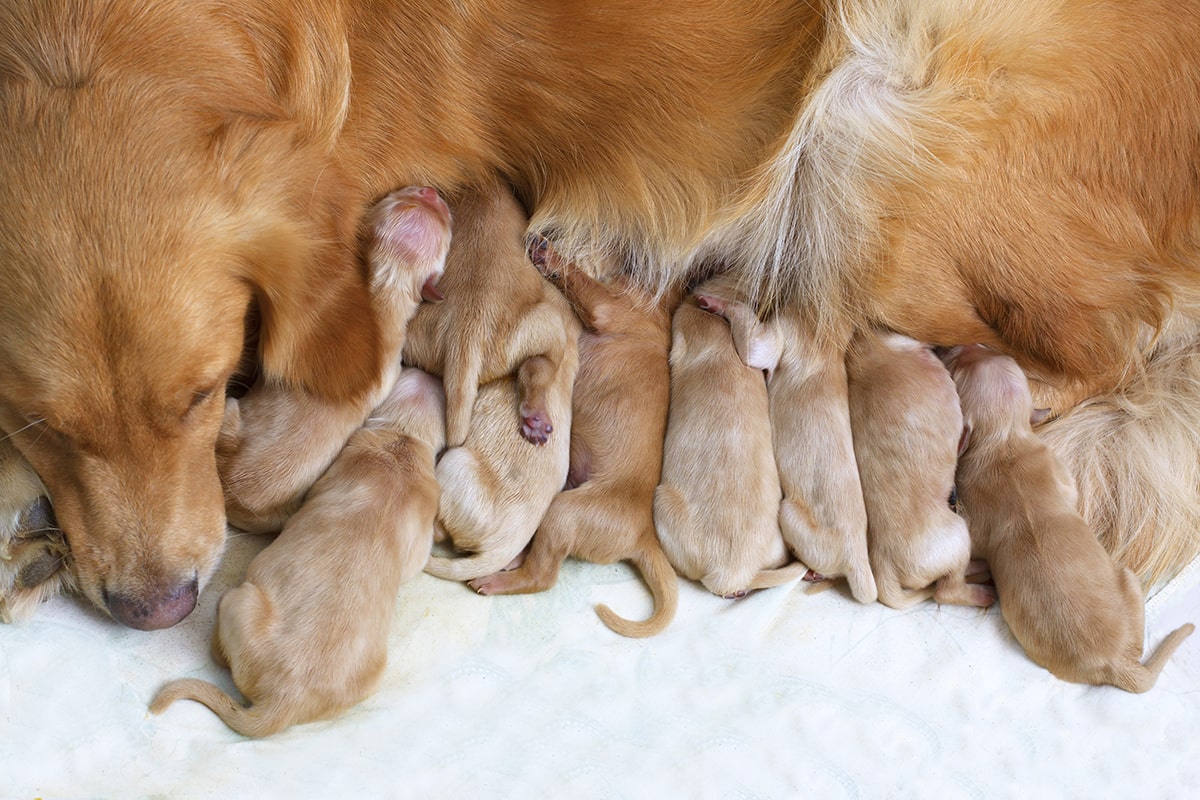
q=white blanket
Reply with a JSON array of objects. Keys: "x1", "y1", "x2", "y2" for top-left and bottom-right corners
[{"x1": 2, "y1": 533, "x2": 1197, "y2": 798}]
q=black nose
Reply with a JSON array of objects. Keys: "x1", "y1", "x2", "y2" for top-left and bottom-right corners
[{"x1": 103, "y1": 577, "x2": 198, "y2": 630}]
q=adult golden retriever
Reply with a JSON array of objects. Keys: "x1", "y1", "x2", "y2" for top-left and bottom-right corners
[{"x1": 0, "y1": 0, "x2": 1197, "y2": 628}]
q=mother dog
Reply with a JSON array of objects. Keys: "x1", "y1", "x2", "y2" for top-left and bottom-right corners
[{"x1": 1, "y1": 0, "x2": 1198, "y2": 629}]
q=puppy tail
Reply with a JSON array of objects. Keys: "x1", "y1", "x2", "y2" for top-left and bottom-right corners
[
  {"x1": 595, "y1": 533, "x2": 679, "y2": 639},
  {"x1": 744, "y1": 561, "x2": 811, "y2": 592},
  {"x1": 1110, "y1": 622, "x2": 1196, "y2": 693},
  {"x1": 425, "y1": 548, "x2": 523, "y2": 583},
  {"x1": 150, "y1": 678, "x2": 287, "y2": 738}
]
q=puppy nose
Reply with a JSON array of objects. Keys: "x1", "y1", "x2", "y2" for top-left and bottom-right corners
[{"x1": 104, "y1": 577, "x2": 198, "y2": 630}]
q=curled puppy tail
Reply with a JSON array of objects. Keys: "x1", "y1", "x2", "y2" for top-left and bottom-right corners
[
  {"x1": 1110, "y1": 622, "x2": 1196, "y2": 693},
  {"x1": 150, "y1": 679, "x2": 286, "y2": 738},
  {"x1": 595, "y1": 532, "x2": 680, "y2": 639}
]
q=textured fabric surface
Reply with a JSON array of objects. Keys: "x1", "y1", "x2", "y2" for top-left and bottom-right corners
[{"x1": 2, "y1": 532, "x2": 1197, "y2": 798}]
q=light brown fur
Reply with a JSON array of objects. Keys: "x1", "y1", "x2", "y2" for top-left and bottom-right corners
[
  {"x1": 402, "y1": 178, "x2": 584, "y2": 449},
  {"x1": 946, "y1": 344, "x2": 1194, "y2": 691},
  {"x1": 846, "y1": 329, "x2": 994, "y2": 610},
  {"x1": 2, "y1": 0, "x2": 1200, "y2": 625},
  {"x1": 469, "y1": 246, "x2": 681, "y2": 638},
  {"x1": 654, "y1": 283, "x2": 805, "y2": 598},
  {"x1": 218, "y1": 187, "x2": 451, "y2": 533},
  {"x1": 150, "y1": 367, "x2": 445, "y2": 735},
  {"x1": 744, "y1": 308, "x2": 877, "y2": 603}
]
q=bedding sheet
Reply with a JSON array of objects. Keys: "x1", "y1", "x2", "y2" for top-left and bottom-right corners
[{"x1": 2, "y1": 532, "x2": 1197, "y2": 799}]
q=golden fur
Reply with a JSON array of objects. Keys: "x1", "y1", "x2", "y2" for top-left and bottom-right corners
[
  {"x1": 1, "y1": 0, "x2": 1199, "y2": 625},
  {"x1": 218, "y1": 187, "x2": 450, "y2": 533},
  {"x1": 744, "y1": 308, "x2": 877, "y2": 603},
  {"x1": 470, "y1": 246, "x2": 681, "y2": 638},
  {"x1": 149, "y1": 368, "x2": 445, "y2": 735},
  {"x1": 410, "y1": 180, "x2": 580, "y2": 582},
  {"x1": 655, "y1": 286, "x2": 806, "y2": 598},
  {"x1": 846, "y1": 329, "x2": 994, "y2": 610},
  {"x1": 947, "y1": 345, "x2": 1194, "y2": 691}
]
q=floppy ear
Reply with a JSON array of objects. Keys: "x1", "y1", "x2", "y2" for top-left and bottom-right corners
[{"x1": 242, "y1": 218, "x2": 383, "y2": 404}]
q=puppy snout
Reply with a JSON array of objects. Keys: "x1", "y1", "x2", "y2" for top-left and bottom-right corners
[{"x1": 103, "y1": 576, "x2": 198, "y2": 630}]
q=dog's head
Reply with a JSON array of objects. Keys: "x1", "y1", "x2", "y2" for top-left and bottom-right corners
[{"x1": 0, "y1": 2, "x2": 376, "y2": 628}]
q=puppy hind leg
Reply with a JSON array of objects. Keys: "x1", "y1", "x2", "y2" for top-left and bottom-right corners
[
  {"x1": 467, "y1": 507, "x2": 572, "y2": 596},
  {"x1": 517, "y1": 354, "x2": 559, "y2": 445},
  {"x1": 932, "y1": 571, "x2": 996, "y2": 608}
]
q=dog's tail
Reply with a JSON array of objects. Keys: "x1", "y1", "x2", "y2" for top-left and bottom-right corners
[
  {"x1": 595, "y1": 530, "x2": 680, "y2": 639},
  {"x1": 150, "y1": 679, "x2": 288, "y2": 738},
  {"x1": 744, "y1": 561, "x2": 811, "y2": 592},
  {"x1": 441, "y1": 336, "x2": 483, "y2": 449},
  {"x1": 1108, "y1": 622, "x2": 1196, "y2": 693},
  {"x1": 425, "y1": 548, "x2": 522, "y2": 582}
]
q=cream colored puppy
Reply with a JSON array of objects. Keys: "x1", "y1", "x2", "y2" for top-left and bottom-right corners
[
  {"x1": 150, "y1": 368, "x2": 446, "y2": 736},
  {"x1": 470, "y1": 245, "x2": 681, "y2": 638},
  {"x1": 654, "y1": 280, "x2": 805, "y2": 598},
  {"x1": 402, "y1": 177, "x2": 581, "y2": 449},
  {"x1": 946, "y1": 344, "x2": 1194, "y2": 691},
  {"x1": 218, "y1": 187, "x2": 451, "y2": 532},
  {"x1": 740, "y1": 307, "x2": 876, "y2": 603},
  {"x1": 846, "y1": 329, "x2": 993, "y2": 610},
  {"x1": 426, "y1": 364, "x2": 577, "y2": 582}
]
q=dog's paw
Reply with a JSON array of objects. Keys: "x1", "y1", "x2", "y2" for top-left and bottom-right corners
[
  {"x1": 802, "y1": 569, "x2": 828, "y2": 583},
  {"x1": 1, "y1": 497, "x2": 74, "y2": 624},
  {"x1": 519, "y1": 407, "x2": 553, "y2": 445}
]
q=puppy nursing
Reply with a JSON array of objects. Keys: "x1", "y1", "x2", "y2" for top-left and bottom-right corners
[
  {"x1": 218, "y1": 187, "x2": 451, "y2": 532},
  {"x1": 470, "y1": 244, "x2": 680, "y2": 638},
  {"x1": 847, "y1": 330, "x2": 993, "y2": 610},
  {"x1": 742, "y1": 309, "x2": 876, "y2": 604},
  {"x1": 151, "y1": 368, "x2": 446, "y2": 736},
  {"x1": 654, "y1": 279, "x2": 805, "y2": 598},
  {"x1": 415, "y1": 181, "x2": 580, "y2": 582},
  {"x1": 947, "y1": 344, "x2": 1194, "y2": 692}
]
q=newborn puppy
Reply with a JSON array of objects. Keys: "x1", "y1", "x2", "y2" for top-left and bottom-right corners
[
  {"x1": 470, "y1": 244, "x2": 681, "y2": 638},
  {"x1": 218, "y1": 187, "x2": 450, "y2": 532},
  {"x1": 426, "y1": 365, "x2": 576, "y2": 582},
  {"x1": 947, "y1": 344, "x2": 1194, "y2": 691},
  {"x1": 151, "y1": 368, "x2": 445, "y2": 736},
  {"x1": 402, "y1": 176, "x2": 580, "y2": 449},
  {"x1": 741, "y1": 307, "x2": 876, "y2": 603},
  {"x1": 846, "y1": 329, "x2": 993, "y2": 610},
  {"x1": 654, "y1": 278, "x2": 805, "y2": 598}
]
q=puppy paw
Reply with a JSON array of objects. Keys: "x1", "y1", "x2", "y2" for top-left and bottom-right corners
[
  {"x1": 519, "y1": 407, "x2": 554, "y2": 445},
  {"x1": 802, "y1": 569, "x2": 828, "y2": 583}
]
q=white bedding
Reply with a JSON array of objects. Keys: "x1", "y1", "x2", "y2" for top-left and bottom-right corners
[{"x1": 2, "y1": 532, "x2": 1197, "y2": 798}]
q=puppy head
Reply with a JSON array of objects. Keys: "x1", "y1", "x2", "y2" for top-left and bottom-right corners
[
  {"x1": 943, "y1": 344, "x2": 1037, "y2": 442},
  {"x1": 0, "y1": 7, "x2": 374, "y2": 628}
]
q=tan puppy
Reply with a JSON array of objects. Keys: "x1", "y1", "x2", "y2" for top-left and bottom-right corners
[
  {"x1": 846, "y1": 329, "x2": 993, "y2": 610},
  {"x1": 217, "y1": 187, "x2": 450, "y2": 532},
  {"x1": 470, "y1": 244, "x2": 681, "y2": 638},
  {"x1": 946, "y1": 344, "x2": 1194, "y2": 691},
  {"x1": 740, "y1": 307, "x2": 876, "y2": 604},
  {"x1": 402, "y1": 177, "x2": 581, "y2": 449},
  {"x1": 426, "y1": 366, "x2": 576, "y2": 583},
  {"x1": 150, "y1": 367, "x2": 445, "y2": 736},
  {"x1": 654, "y1": 281, "x2": 805, "y2": 598}
]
